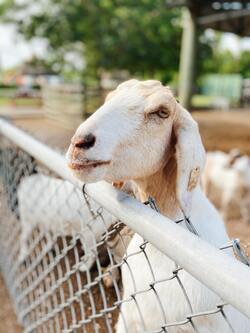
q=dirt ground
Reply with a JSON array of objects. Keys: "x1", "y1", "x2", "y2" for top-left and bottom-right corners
[
  {"x1": 0, "y1": 109, "x2": 250, "y2": 332},
  {"x1": 194, "y1": 110, "x2": 250, "y2": 155},
  {"x1": 0, "y1": 275, "x2": 22, "y2": 333},
  {"x1": 195, "y1": 111, "x2": 250, "y2": 251}
]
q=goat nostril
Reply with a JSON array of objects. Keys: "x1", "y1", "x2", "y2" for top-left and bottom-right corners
[{"x1": 74, "y1": 134, "x2": 96, "y2": 150}]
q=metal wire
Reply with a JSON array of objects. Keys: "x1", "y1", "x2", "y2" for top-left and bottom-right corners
[{"x1": 0, "y1": 134, "x2": 249, "y2": 333}]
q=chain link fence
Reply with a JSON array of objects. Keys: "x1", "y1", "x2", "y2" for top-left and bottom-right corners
[{"x1": 0, "y1": 118, "x2": 250, "y2": 333}]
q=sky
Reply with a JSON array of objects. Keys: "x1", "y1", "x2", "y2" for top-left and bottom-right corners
[
  {"x1": 1, "y1": 23, "x2": 250, "y2": 70},
  {"x1": 0, "y1": 24, "x2": 47, "y2": 70}
]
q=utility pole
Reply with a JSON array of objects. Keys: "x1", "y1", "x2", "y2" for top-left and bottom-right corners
[{"x1": 178, "y1": 8, "x2": 197, "y2": 109}]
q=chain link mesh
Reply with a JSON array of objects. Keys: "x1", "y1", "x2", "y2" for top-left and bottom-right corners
[{"x1": 0, "y1": 134, "x2": 249, "y2": 333}]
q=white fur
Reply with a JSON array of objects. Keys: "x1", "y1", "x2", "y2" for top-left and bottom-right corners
[
  {"x1": 67, "y1": 79, "x2": 250, "y2": 332},
  {"x1": 203, "y1": 151, "x2": 250, "y2": 223},
  {"x1": 116, "y1": 191, "x2": 249, "y2": 333},
  {"x1": 17, "y1": 174, "x2": 113, "y2": 270},
  {"x1": 66, "y1": 80, "x2": 173, "y2": 185}
]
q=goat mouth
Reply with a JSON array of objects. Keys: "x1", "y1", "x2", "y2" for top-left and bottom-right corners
[{"x1": 68, "y1": 160, "x2": 111, "y2": 170}]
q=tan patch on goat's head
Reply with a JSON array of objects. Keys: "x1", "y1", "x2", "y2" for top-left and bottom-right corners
[
  {"x1": 105, "y1": 79, "x2": 177, "y2": 118},
  {"x1": 143, "y1": 85, "x2": 176, "y2": 119},
  {"x1": 105, "y1": 79, "x2": 140, "y2": 102},
  {"x1": 136, "y1": 80, "x2": 163, "y2": 96},
  {"x1": 187, "y1": 167, "x2": 200, "y2": 192}
]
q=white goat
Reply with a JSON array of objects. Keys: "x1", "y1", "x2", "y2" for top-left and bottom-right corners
[
  {"x1": 66, "y1": 79, "x2": 250, "y2": 333},
  {"x1": 18, "y1": 174, "x2": 113, "y2": 270},
  {"x1": 18, "y1": 174, "x2": 135, "y2": 274},
  {"x1": 203, "y1": 150, "x2": 250, "y2": 223}
]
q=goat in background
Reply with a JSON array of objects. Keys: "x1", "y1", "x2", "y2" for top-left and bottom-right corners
[{"x1": 203, "y1": 150, "x2": 250, "y2": 223}]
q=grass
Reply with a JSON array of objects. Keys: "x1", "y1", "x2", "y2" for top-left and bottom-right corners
[
  {"x1": 191, "y1": 95, "x2": 217, "y2": 109},
  {"x1": 0, "y1": 88, "x2": 42, "y2": 107},
  {"x1": 0, "y1": 97, "x2": 42, "y2": 107}
]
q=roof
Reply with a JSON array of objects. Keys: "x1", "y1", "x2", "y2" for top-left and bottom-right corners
[{"x1": 166, "y1": 1, "x2": 250, "y2": 36}]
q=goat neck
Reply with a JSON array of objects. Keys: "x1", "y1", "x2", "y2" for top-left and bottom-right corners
[{"x1": 133, "y1": 152, "x2": 180, "y2": 220}]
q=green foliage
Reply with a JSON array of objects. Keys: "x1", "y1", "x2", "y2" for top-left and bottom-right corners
[
  {"x1": 2, "y1": 0, "x2": 249, "y2": 86},
  {"x1": 199, "y1": 32, "x2": 250, "y2": 79},
  {"x1": 238, "y1": 51, "x2": 250, "y2": 78},
  {"x1": 202, "y1": 49, "x2": 250, "y2": 78},
  {"x1": 203, "y1": 50, "x2": 238, "y2": 74},
  {"x1": 0, "y1": 0, "x2": 14, "y2": 16},
  {"x1": 6, "y1": 0, "x2": 182, "y2": 83}
]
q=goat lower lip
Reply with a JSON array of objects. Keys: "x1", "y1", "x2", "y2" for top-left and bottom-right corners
[{"x1": 69, "y1": 161, "x2": 110, "y2": 170}]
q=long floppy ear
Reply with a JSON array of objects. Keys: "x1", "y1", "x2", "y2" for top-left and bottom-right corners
[{"x1": 174, "y1": 104, "x2": 206, "y2": 217}]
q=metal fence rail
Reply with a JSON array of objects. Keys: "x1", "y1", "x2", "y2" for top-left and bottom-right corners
[
  {"x1": 42, "y1": 84, "x2": 105, "y2": 130},
  {"x1": 0, "y1": 118, "x2": 250, "y2": 333}
]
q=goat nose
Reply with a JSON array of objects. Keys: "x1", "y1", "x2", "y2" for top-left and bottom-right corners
[{"x1": 73, "y1": 134, "x2": 96, "y2": 150}]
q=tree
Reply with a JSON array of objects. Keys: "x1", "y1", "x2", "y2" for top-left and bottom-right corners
[
  {"x1": 5, "y1": 0, "x2": 182, "y2": 83},
  {"x1": 0, "y1": 0, "x2": 13, "y2": 16},
  {"x1": 239, "y1": 50, "x2": 250, "y2": 78}
]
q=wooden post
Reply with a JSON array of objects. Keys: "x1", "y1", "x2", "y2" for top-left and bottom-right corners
[{"x1": 178, "y1": 8, "x2": 197, "y2": 109}]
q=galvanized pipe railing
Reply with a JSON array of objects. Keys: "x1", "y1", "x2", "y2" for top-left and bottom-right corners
[{"x1": 0, "y1": 118, "x2": 250, "y2": 319}]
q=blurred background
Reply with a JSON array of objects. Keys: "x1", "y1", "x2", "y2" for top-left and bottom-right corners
[
  {"x1": 0, "y1": 1, "x2": 250, "y2": 118},
  {"x1": 0, "y1": 1, "x2": 250, "y2": 331},
  {"x1": 0, "y1": 1, "x2": 250, "y2": 150}
]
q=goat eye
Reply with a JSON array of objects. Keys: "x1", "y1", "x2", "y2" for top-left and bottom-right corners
[{"x1": 155, "y1": 108, "x2": 170, "y2": 119}]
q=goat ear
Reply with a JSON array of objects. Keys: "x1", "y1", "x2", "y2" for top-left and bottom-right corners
[{"x1": 174, "y1": 105, "x2": 206, "y2": 217}]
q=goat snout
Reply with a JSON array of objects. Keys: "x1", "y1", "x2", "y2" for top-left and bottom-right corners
[{"x1": 72, "y1": 134, "x2": 96, "y2": 150}]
